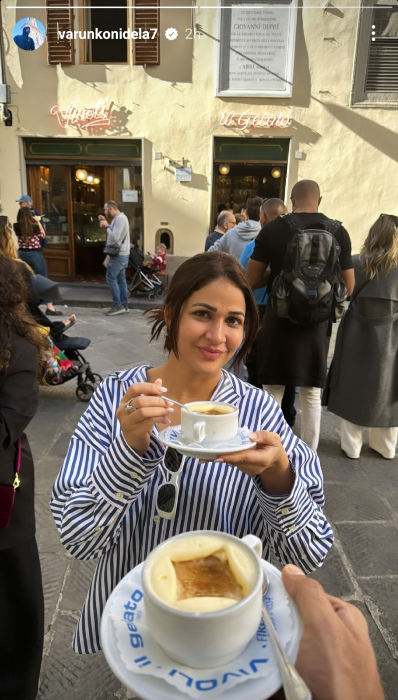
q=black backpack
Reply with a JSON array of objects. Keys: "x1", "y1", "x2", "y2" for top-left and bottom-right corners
[{"x1": 270, "y1": 214, "x2": 348, "y2": 325}]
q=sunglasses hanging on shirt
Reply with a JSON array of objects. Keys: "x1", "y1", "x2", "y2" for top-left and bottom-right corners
[{"x1": 156, "y1": 447, "x2": 186, "y2": 520}]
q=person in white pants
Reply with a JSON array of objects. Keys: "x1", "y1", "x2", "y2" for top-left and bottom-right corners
[
  {"x1": 340, "y1": 421, "x2": 397, "y2": 460},
  {"x1": 324, "y1": 214, "x2": 398, "y2": 461},
  {"x1": 264, "y1": 385, "x2": 321, "y2": 452}
]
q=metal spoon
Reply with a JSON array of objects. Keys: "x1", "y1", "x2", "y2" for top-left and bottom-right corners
[
  {"x1": 262, "y1": 570, "x2": 312, "y2": 700},
  {"x1": 162, "y1": 396, "x2": 190, "y2": 411}
]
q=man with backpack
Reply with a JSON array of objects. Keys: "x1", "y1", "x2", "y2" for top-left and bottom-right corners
[{"x1": 247, "y1": 180, "x2": 354, "y2": 452}]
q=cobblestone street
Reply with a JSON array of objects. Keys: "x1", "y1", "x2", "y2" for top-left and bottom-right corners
[{"x1": 29, "y1": 306, "x2": 398, "y2": 700}]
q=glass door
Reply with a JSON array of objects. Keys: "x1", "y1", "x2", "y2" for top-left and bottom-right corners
[
  {"x1": 116, "y1": 165, "x2": 143, "y2": 251},
  {"x1": 27, "y1": 164, "x2": 74, "y2": 281},
  {"x1": 71, "y1": 166, "x2": 106, "y2": 280}
]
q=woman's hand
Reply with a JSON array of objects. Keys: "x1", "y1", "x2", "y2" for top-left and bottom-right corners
[
  {"x1": 116, "y1": 379, "x2": 174, "y2": 456},
  {"x1": 215, "y1": 430, "x2": 294, "y2": 495}
]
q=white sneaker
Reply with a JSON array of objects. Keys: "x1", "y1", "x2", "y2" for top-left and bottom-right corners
[{"x1": 123, "y1": 306, "x2": 130, "y2": 313}]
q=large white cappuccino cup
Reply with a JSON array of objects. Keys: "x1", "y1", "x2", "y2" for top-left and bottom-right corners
[
  {"x1": 141, "y1": 530, "x2": 263, "y2": 669},
  {"x1": 180, "y1": 401, "x2": 239, "y2": 445}
]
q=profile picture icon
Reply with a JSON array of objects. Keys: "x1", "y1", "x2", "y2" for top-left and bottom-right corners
[{"x1": 13, "y1": 17, "x2": 46, "y2": 51}]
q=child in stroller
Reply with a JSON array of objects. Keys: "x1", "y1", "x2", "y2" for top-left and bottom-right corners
[
  {"x1": 127, "y1": 244, "x2": 164, "y2": 300},
  {"x1": 25, "y1": 272, "x2": 103, "y2": 401},
  {"x1": 143, "y1": 243, "x2": 167, "y2": 273}
]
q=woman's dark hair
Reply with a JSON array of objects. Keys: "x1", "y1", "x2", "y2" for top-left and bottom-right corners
[
  {"x1": 146, "y1": 252, "x2": 259, "y2": 371},
  {"x1": 0, "y1": 254, "x2": 48, "y2": 383},
  {"x1": 17, "y1": 207, "x2": 36, "y2": 241}
]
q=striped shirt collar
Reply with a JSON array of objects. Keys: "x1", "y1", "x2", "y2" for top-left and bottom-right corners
[{"x1": 108, "y1": 365, "x2": 250, "y2": 405}]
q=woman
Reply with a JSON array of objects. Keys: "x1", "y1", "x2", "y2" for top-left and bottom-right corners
[
  {"x1": 325, "y1": 214, "x2": 398, "y2": 459},
  {"x1": 0, "y1": 215, "x2": 75, "y2": 332},
  {"x1": 51, "y1": 252, "x2": 333, "y2": 655},
  {"x1": 14, "y1": 207, "x2": 62, "y2": 316},
  {"x1": 0, "y1": 254, "x2": 47, "y2": 699}
]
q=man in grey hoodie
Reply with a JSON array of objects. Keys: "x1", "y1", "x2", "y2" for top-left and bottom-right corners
[{"x1": 207, "y1": 196, "x2": 262, "y2": 259}]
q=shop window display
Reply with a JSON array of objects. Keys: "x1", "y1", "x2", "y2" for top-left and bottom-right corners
[{"x1": 215, "y1": 166, "x2": 284, "y2": 216}]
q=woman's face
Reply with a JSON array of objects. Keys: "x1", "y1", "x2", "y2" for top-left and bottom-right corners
[{"x1": 173, "y1": 278, "x2": 246, "y2": 376}]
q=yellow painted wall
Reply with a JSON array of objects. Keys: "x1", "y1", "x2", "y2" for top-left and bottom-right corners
[{"x1": 1, "y1": 0, "x2": 398, "y2": 255}]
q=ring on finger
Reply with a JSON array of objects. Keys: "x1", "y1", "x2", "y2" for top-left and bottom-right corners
[{"x1": 124, "y1": 398, "x2": 137, "y2": 414}]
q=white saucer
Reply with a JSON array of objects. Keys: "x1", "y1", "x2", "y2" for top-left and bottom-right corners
[
  {"x1": 158, "y1": 425, "x2": 257, "y2": 459},
  {"x1": 100, "y1": 560, "x2": 302, "y2": 700}
]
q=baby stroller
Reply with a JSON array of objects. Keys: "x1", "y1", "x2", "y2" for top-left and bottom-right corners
[
  {"x1": 30, "y1": 275, "x2": 103, "y2": 402},
  {"x1": 50, "y1": 334, "x2": 103, "y2": 402},
  {"x1": 127, "y1": 244, "x2": 164, "y2": 301}
]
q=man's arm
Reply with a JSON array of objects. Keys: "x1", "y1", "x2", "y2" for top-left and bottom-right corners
[
  {"x1": 338, "y1": 225, "x2": 355, "y2": 295},
  {"x1": 342, "y1": 268, "x2": 355, "y2": 296},
  {"x1": 207, "y1": 234, "x2": 227, "y2": 253},
  {"x1": 247, "y1": 258, "x2": 268, "y2": 290},
  {"x1": 106, "y1": 217, "x2": 124, "y2": 246}
]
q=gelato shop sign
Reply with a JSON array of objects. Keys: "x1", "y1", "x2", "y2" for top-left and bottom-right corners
[
  {"x1": 50, "y1": 98, "x2": 113, "y2": 129},
  {"x1": 220, "y1": 109, "x2": 291, "y2": 130}
]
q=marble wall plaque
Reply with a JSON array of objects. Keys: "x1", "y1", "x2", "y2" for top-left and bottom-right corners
[{"x1": 218, "y1": 0, "x2": 297, "y2": 97}]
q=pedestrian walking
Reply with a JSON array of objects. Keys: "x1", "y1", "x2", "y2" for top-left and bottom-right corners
[
  {"x1": 205, "y1": 210, "x2": 236, "y2": 251},
  {"x1": 240, "y1": 198, "x2": 297, "y2": 427},
  {"x1": 16, "y1": 193, "x2": 42, "y2": 219},
  {"x1": 0, "y1": 215, "x2": 76, "y2": 334},
  {"x1": 207, "y1": 196, "x2": 262, "y2": 259},
  {"x1": 247, "y1": 180, "x2": 354, "y2": 452},
  {"x1": 51, "y1": 252, "x2": 332, "y2": 655},
  {"x1": 324, "y1": 214, "x2": 398, "y2": 459},
  {"x1": 16, "y1": 194, "x2": 47, "y2": 250},
  {"x1": 100, "y1": 201, "x2": 130, "y2": 316},
  {"x1": 0, "y1": 254, "x2": 47, "y2": 700},
  {"x1": 14, "y1": 207, "x2": 62, "y2": 315}
]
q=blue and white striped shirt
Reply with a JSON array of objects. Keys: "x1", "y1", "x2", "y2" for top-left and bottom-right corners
[{"x1": 51, "y1": 366, "x2": 333, "y2": 654}]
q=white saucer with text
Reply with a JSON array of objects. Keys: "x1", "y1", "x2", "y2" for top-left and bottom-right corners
[{"x1": 100, "y1": 559, "x2": 302, "y2": 700}]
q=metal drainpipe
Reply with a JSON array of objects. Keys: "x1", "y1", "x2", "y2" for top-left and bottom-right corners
[{"x1": 0, "y1": 0, "x2": 12, "y2": 124}]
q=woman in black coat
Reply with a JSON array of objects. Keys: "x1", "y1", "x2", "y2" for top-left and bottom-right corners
[
  {"x1": 0, "y1": 254, "x2": 48, "y2": 699},
  {"x1": 325, "y1": 214, "x2": 398, "y2": 459}
]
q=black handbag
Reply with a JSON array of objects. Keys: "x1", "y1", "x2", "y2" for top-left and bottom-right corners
[
  {"x1": 0, "y1": 438, "x2": 21, "y2": 528},
  {"x1": 103, "y1": 233, "x2": 128, "y2": 258}
]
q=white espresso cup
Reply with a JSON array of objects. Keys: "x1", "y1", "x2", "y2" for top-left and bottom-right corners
[
  {"x1": 180, "y1": 401, "x2": 239, "y2": 445},
  {"x1": 142, "y1": 530, "x2": 263, "y2": 669}
]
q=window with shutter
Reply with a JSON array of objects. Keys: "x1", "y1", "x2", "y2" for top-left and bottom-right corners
[
  {"x1": 133, "y1": 0, "x2": 160, "y2": 66},
  {"x1": 365, "y1": 8, "x2": 398, "y2": 92},
  {"x1": 46, "y1": 0, "x2": 75, "y2": 65},
  {"x1": 352, "y1": 2, "x2": 398, "y2": 104}
]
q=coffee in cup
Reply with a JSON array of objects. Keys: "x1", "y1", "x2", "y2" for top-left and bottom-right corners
[
  {"x1": 189, "y1": 405, "x2": 235, "y2": 416},
  {"x1": 147, "y1": 533, "x2": 256, "y2": 613},
  {"x1": 142, "y1": 531, "x2": 263, "y2": 668},
  {"x1": 181, "y1": 401, "x2": 238, "y2": 444}
]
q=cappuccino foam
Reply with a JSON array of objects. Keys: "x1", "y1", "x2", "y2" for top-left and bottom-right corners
[
  {"x1": 188, "y1": 403, "x2": 235, "y2": 415},
  {"x1": 147, "y1": 535, "x2": 257, "y2": 613}
]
